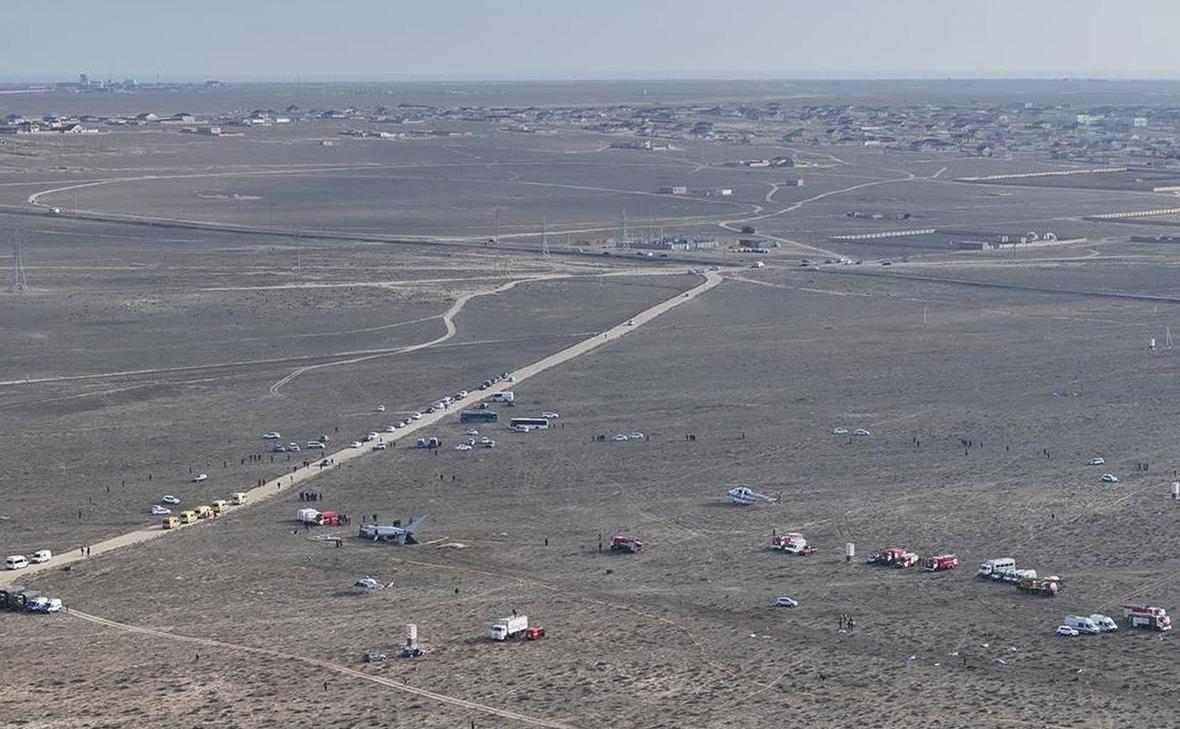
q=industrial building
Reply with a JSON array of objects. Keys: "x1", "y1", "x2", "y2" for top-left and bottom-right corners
[{"x1": 617, "y1": 235, "x2": 719, "y2": 251}]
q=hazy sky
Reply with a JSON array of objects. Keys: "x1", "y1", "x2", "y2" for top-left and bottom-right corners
[{"x1": 7, "y1": 0, "x2": 1180, "y2": 81}]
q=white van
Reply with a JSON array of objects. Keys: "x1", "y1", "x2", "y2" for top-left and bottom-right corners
[
  {"x1": 490, "y1": 391, "x2": 515, "y2": 403},
  {"x1": 977, "y1": 558, "x2": 1016, "y2": 577},
  {"x1": 30, "y1": 550, "x2": 52, "y2": 564},
  {"x1": 1064, "y1": 615, "x2": 1101, "y2": 635},
  {"x1": 5, "y1": 555, "x2": 29, "y2": 570},
  {"x1": 1089, "y1": 614, "x2": 1118, "y2": 632}
]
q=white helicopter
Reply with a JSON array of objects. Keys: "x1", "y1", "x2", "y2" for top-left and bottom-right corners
[
  {"x1": 358, "y1": 514, "x2": 428, "y2": 544},
  {"x1": 727, "y1": 485, "x2": 777, "y2": 505}
]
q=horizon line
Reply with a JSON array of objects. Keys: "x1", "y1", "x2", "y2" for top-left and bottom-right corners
[{"x1": 7, "y1": 72, "x2": 1180, "y2": 85}]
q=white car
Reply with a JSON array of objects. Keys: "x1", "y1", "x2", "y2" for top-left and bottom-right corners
[
  {"x1": 629, "y1": 432, "x2": 645, "y2": 440},
  {"x1": 191, "y1": 473, "x2": 208, "y2": 482},
  {"x1": 457, "y1": 390, "x2": 468, "y2": 398},
  {"x1": 541, "y1": 411, "x2": 560, "y2": 419},
  {"x1": 260, "y1": 431, "x2": 282, "y2": 440},
  {"x1": 161, "y1": 495, "x2": 181, "y2": 505},
  {"x1": 350, "y1": 441, "x2": 363, "y2": 448},
  {"x1": 384, "y1": 425, "x2": 397, "y2": 433},
  {"x1": 466, "y1": 429, "x2": 479, "y2": 437},
  {"x1": 411, "y1": 412, "x2": 423, "y2": 420},
  {"x1": 774, "y1": 597, "x2": 799, "y2": 608},
  {"x1": 287, "y1": 443, "x2": 301, "y2": 452},
  {"x1": 5, "y1": 555, "x2": 29, "y2": 570},
  {"x1": 151, "y1": 505, "x2": 172, "y2": 516},
  {"x1": 30, "y1": 549, "x2": 52, "y2": 564},
  {"x1": 1101, "y1": 473, "x2": 1119, "y2": 483},
  {"x1": 1088, "y1": 457, "x2": 1105, "y2": 466},
  {"x1": 854, "y1": 428, "x2": 871, "y2": 437},
  {"x1": 372, "y1": 442, "x2": 387, "y2": 451},
  {"x1": 377, "y1": 405, "x2": 386, "y2": 412},
  {"x1": 1055, "y1": 625, "x2": 1079, "y2": 637},
  {"x1": 364, "y1": 432, "x2": 379, "y2": 442},
  {"x1": 306, "y1": 441, "x2": 325, "y2": 449},
  {"x1": 455, "y1": 443, "x2": 472, "y2": 451},
  {"x1": 832, "y1": 427, "x2": 849, "y2": 435},
  {"x1": 612, "y1": 433, "x2": 629, "y2": 442}
]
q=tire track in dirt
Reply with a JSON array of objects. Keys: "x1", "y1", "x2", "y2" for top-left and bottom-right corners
[{"x1": 67, "y1": 609, "x2": 583, "y2": 729}]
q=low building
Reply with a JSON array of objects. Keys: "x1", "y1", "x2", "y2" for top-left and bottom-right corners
[{"x1": 618, "y1": 235, "x2": 719, "y2": 251}]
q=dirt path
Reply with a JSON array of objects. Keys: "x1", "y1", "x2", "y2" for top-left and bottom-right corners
[
  {"x1": 67, "y1": 609, "x2": 583, "y2": 729},
  {"x1": 0, "y1": 270, "x2": 722, "y2": 588},
  {"x1": 267, "y1": 273, "x2": 566, "y2": 395}
]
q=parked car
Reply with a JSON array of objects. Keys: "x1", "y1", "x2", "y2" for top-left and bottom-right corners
[
  {"x1": 260, "y1": 431, "x2": 281, "y2": 440},
  {"x1": 854, "y1": 428, "x2": 871, "y2": 437},
  {"x1": 1101, "y1": 473, "x2": 1119, "y2": 483},
  {"x1": 151, "y1": 505, "x2": 172, "y2": 516},
  {"x1": 455, "y1": 443, "x2": 472, "y2": 451},
  {"x1": 1055, "y1": 625, "x2": 1079, "y2": 637},
  {"x1": 541, "y1": 411, "x2": 560, "y2": 419},
  {"x1": 306, "y1": 441, "x2": 325, "y2": 449},
  {"x1": 372, "y1": 442, "x2": 387, "y2": 451},
  {"x1": 5, "y1": 555, "x2": 29, "y2": 570},
  {"x1": 161, "y1": 495, "x2": 181, "y2": 505},
  {"x1": 774, "y1": 597, "x2": 799, "y2": 608},
  {"x1": 191, "y1": 473, "x2": 207, "y2": 482},
  {"x1": 1087, "y1": 457, "x2": 1105, "y2": 466},
  {"x1": 832, "y1": 427, "x2": 849, "y2": 435},
  {"x1": 273, "y1": 444, "x2": 287, "y2": 453},
  {"x1": 30, "y1": 549, "x2": 52, "y2": 564},
  {"x1": 362, "y1": 651, "x2": 387, "y2": 663}
]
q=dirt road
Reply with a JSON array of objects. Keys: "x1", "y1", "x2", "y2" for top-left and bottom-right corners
[{"x1": 0, "y1": 270, "x2": 722, "y2": 587}]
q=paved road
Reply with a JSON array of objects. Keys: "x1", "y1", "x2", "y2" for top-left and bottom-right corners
[{"x1": 0, "y1": 270, "x2": 721, "y2": 587}]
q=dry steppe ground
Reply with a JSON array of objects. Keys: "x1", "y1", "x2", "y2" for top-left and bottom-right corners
[{"x1": 4, "y1": 84, "x2": 1180, "y2": 729}]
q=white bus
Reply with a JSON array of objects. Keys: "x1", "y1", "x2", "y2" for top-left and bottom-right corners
[{"x1": 509, "y1": 417, "x2": 549, "y2": 431}]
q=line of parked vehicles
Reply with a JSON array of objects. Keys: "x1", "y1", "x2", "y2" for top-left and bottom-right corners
[
  {"x1": 4, "y1": 550, "x2": 52, "y2": 572},
  {"x1": 160, "y1": 492, "x2": 248, "y2": 528},
  {"x1": 1056, "y1": 605, "x2": 1171, "y2": 635}
]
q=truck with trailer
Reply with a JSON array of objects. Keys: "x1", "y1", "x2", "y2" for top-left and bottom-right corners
[
  {"x1": 490, "y1": 615, "x2": 529, "y2": 641},
  {"x1": 1122, "y1": 604, "x2": 1172, "y2": 631}
]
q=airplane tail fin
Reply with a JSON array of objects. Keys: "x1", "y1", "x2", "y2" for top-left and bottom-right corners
[{"x1": 399, "y1": 514, "x2": 428, "y2": 544}]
